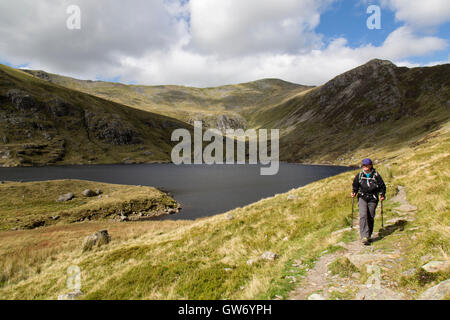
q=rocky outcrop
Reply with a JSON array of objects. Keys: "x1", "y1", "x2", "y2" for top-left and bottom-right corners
[
  {"x1": 84, "y1": 110, "x2": 141, "y2": 145},
  {"x1": 261, "y1": 251, "x2": 279, "y2": 261},
  {"x1": 419, "y1": 279, "x2": 450, "y2": 300},
  {"x1": 45, "y1": 98, "x2": 81, "y2": 117},
  {"x1": 82, "y1": 230, "x2": 111, "y2": 252},
  {"x1": 82, "y1": 189, "x2": 99, "y2": 197},
  {"x1": 0, "y1": 65, "x2": 194, "y2": 167},
  {"x1": 24, "y1": 70, "x2": 51, "y2": 82},
  {"x1": 25, "y1": 219, "x2": 46, "y2": 229},
  {"x1": 292, "y1": 59, "x2": 403, "y2": 125},
  {"x1": 57, "y1": 192, "x2": 74, "y2": 202},
  {"x1": 6, "y1": 89, "x2": 39, "y2": 112},
  {"x1": 215, "y1": 114, "x2": 248, "y2": 132},
  {"x1": 421, "y1": 261, "x2": 449, "y2": 273},
  {"x1": 188, "y1": 113, "x2": 248, "y2": 133}
]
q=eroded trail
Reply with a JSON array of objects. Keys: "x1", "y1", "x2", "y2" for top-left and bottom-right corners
[{"x1": 289, "y1": 186, "x2": 417, "y2": 300}]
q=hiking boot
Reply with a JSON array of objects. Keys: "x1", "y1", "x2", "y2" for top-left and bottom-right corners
[{"x1": 361, "y1": 237, "x2": 370, "y2": 245}]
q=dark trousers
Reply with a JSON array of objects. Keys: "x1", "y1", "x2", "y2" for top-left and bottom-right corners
[{"x1": 358, "y1": 198, "x2": 378, "y2": 238}]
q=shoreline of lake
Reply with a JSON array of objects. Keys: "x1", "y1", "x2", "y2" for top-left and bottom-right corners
[{"x1": 0, "y1": 163, "x2": 354, "y2": 221}]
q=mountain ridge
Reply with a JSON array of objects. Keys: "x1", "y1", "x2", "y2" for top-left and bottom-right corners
[
  {"x1": 0, "y1": 64, "x2": 192, "y2": 167},
  {"x1": 22, "y1": 68, "x2": 313, "y2": 129},
  {"x1": 1, "y1": 59, "x2": 449, "y2": 167}
]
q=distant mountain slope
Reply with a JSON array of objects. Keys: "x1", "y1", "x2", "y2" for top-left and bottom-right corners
[
  {"x1": 23, "y1": 69, "x2": 312, "y2": 130},
  {"x1": 0, "y1": 64, "x2": 191, "y2": 167},
  {"x1": 4, "y1": 59, "x2": 449, "y2": 167},
  {"x1": 249, "y1": 59, "x2": 450, "y2": 164}
]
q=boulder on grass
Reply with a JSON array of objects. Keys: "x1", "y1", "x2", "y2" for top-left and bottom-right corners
[
  {"x1": 82, "y1": 230, "x2": 111, "y2": 252},
  {"x1": 57, "y1": 193, "x2": 74, "y2": 202},
  {"x1": 422, "y1": 261, "x2": 449, "y2": 273},
  {"x1": 82, "y1": 189, "x2": 97, "y2": 197},
  {"x1": 261, "y1": 251, "x2": 279, "y2": 261},
  {"x1": 419, "y1": 279, "x2": 450, "y2": 300}
]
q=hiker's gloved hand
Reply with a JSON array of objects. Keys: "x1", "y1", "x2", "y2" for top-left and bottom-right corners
[{"x1": 351, "y1": 192, "x2": 356, "y2": 198}]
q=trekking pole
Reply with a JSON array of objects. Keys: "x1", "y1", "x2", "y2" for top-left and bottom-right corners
[
  {"x1": 381, "y1": 200, "x2": 384, "y2": 229},
  {"x1": 351, "y1": 196, "x2": 355, "y2": 231}
]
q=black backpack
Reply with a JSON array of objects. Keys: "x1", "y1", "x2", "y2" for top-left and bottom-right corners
[{"x1": 358, "y1": 170, "x2": 380, "y2": 200}]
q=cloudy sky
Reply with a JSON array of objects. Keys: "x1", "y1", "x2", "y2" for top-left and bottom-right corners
[{"x1": 0, "y1": 0, "x2": 449, "y2": 87}]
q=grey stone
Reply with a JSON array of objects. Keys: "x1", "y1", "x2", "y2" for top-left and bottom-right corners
[
  {"x1": 82, "y1": 230, "x2": 111, "y2": 252},
  {"x1": 58, "y1": 289, "x2": 83, "y2": 300},
  {"x1": 347, "y1": 254, "x2": 393, "y2": 268},
  {"x1": 356, "y1": 287, "x2": 405, "y2": 300},
  {"x1": 167, "y1": 208, "x2": 178, "y2": 215},
  {"x1": 225, "y1": 214, "x2": 234, "y2": 220},
  {"x1": 422, "y1": 261, "x2": 449, "y2": 273},
  {"x1": 261, "y1": 251, "x2": 279, "y2": 261},
  {"x1": 6, "y1": 89, "x2": 38, "y2": 112},
  {"x1": 418, "y1": 279, "x2": 450, "y2": 300},
  {"x1": 308, "y1": 293, "x2": 325, "y2": 300},
  {"x1": 394, "y1": 204, "x2": 417, "y2": 213},
  {"x1": 331, "y1": 227, "x2": 352, "y2": 236},
  {"x1": 287, "y1": 194, "x2": 299, "y2": 200},
  {"x1": 123, "y1": 158, "x2": 137, "y2": 164},
  {"x1": 56, "y1": 192, "x2": 74, "y2": 202},
  {"x1": 82, "y1": 189, "x2": 97, "y2": 197},
  {"x1": 84, "y1": 110, "x2": 141, "y2": 145}
]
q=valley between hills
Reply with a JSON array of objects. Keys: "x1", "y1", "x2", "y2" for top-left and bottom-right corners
[{"x1": 0, "y1": 59, "x2": 448, "y2": 300}]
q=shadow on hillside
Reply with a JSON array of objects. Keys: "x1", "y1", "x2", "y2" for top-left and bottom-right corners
[{"x1": 371, "y1": 219, "x2": 408, "y2": 243}]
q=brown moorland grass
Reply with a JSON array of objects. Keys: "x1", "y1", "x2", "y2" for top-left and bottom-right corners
[
  {"x1": 0, "y1": 180, "x2": 179, "y2": 231},
  {"x1": 0, "y1": 123, "x2": 448, "y2": 300}
]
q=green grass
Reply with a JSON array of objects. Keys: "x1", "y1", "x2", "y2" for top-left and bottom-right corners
[
  {"x1": 0, "y1": 61, "x2": 448, "y2": 300},
  {"x1": 0, "y1": 124, "x2": 448, "y2": 299},
  {"x1": 23, "y1": 69, "x2": 310, "y2": 128},
  {"x1": 328, "y1": 257, "x2": 359, "y2": 278},
  {"x1": 0, "y1": 180, "x2": 178, "y2": 231},
  {"x1": 0, "y1": 64, "x2": 192, "y2": 166}
]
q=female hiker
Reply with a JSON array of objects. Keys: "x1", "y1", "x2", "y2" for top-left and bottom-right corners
[{"x1": 351, "y1": 158, "x2": 386, "y2": 245}]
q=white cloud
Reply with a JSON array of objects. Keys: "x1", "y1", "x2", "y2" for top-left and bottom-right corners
[
  {"x1": 188, "y1": 0, "x2": 333, "y2": 56},
  {"x1": 0, "y1": 0, "x2": 187, "y2": 77},
  {"x1": 368, "y1": 26, "x2": 447, "y2": 59},
  {"x1": 381, "y1": 0, "x2": 450, "y2": 28},
  {"x1": 115, "y1": 26, "x2": 447, "y2": 87},
  {"x1": 0, "y1": 0, "x2": 448, "y2": 87}
]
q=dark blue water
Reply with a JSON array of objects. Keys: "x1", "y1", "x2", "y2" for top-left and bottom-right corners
[{"x1": 0, "y1": 163, "x2": 351, "y2": 220}]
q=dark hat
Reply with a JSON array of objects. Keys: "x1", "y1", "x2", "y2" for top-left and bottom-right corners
[{"x1": 362, "y1": 158, "x2": 373, "y2": 166}]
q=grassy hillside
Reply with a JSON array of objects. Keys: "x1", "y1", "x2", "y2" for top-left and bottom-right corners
[
  {"x1": 23, "y1": 60, "x2": 450, "y2": 167},
  {"x1": 0, "y1": 60, "x2": 448, "y2": 300},
  {"x1": 248, "y1": 59, "x2": 450, "y2": 165},
  {"x1": 0, "y1": 180, "x2": 179, "y2": 231},
  {"x1": 0, "y1": 64, "x2": 192, "y2": 167},
  {"x1": 0, "y1": 122, "x2": 448, "y2": 299},
  {"x1": 23, "y1": 69, "x2": 311, "y2": 129}
]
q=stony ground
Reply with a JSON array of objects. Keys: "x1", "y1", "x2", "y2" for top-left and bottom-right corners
[{"x1": 289, "y1": 186, "x2": 422, "y2": 300}]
